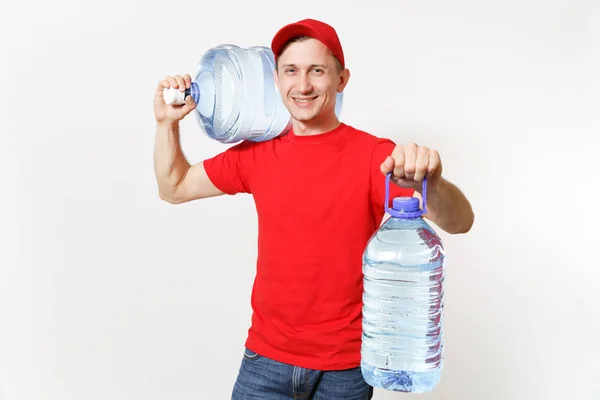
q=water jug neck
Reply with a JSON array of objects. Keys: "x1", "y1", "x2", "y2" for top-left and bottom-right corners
[
  {"x1": 384, "y1": 172, "x2": 427, "y2": 219},
  {"x1": 179, "y1": 82, "x2": 201, "y2": 104},
  {"x1": 188, "y1": 82, "x2": 201, "y2": 104}
]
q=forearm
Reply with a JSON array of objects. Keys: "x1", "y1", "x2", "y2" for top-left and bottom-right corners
[
  {"x1": 419, "y1": 178, "x2": 474, "y2": 234},
  {"x1": 153, "y1": 122, "x2": 191, "y2": 201}
]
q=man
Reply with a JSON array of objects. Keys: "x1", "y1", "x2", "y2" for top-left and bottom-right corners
[{"x1": 153, "y1": 18, "x2": 474, "y2": 400}]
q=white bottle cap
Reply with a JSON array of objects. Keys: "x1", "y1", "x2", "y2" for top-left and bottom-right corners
[{"x1": 163, "y1": 87, "x2": 186, "y2": 105}]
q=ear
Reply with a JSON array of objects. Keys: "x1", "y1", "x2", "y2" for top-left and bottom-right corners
[{"x1": 337, "y1": 68, "x2": 351, "y2": 93}]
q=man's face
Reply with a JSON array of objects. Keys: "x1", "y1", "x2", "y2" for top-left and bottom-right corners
[{"x1": 274, "y1": 38, "x2": 349, "y2": 123}]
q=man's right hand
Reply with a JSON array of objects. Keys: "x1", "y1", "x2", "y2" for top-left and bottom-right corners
[{"x1": 154, "y1": 74, "x2": 197, "y2": 125}]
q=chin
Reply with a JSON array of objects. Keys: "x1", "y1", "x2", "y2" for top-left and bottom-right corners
[
  {"x1": 291, "y1": 112, "x2": 312, "y2": 121},
  {"x1": 289, "y1": 107, "x2": 320, "y2": 122}
]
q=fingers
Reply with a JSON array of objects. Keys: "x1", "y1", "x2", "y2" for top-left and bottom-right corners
[
  {"x1": 154, "y1": 73, "x2": 196, "y2": 124},
  {"x1": 156, "y1": 78, "x2": 170, "y2": 97},
  {"x1": 155, "y1": 74, "x2": 192, "y2": 109},
  {"x1": 427, "y1": 149, "x2": 440, "y2": 178},
  {"x1": 413, "y1": 145, "x2": 430, "y2": 182},
  {"x1": 182, "y1": 94, "x2": 197, "y2": 114},
  {"x1": 158, "y1": 75, "x2": 187, "y2": 91},
  {"x1": 183, "y1": 74, "x2": 192, "y2": 89},
  {"x1": 163, "y1": 75, "x2": 177, "y2": 89},
  {"x1": 402, "y1": 143, "x2": 416, "y2": 180},
  {"x1": 174, "y1": 74, "x2": 186, "y2": 91},
  {"x1": 156, "y1": 76, "x2": 175, "y2": 100},
  {"x1": 380, "y1": 155, "x2": 395, "y2": 175},
  {"x1": 382, "y1": 143, "x2": 440, "y2": 184},
  {"x1": 393, "y1": 148, "x2": 406, "y2": 179}
]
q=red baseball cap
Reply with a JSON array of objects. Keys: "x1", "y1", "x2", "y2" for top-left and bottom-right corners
[{"x1": 271, "y1": 18, "x2": 345, "y2": 68}]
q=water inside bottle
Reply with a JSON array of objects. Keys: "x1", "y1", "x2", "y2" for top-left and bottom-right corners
[{"x1": 361, "y1": 179, "x2": 446, "y2": 393}]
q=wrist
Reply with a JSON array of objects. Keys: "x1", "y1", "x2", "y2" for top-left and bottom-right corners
[
  {"x1": 156, "y1": 121, "x2": 181, "y2": 139},
  {"x1": 156, "y1": 120, "x2": 179, "y2": 130}
]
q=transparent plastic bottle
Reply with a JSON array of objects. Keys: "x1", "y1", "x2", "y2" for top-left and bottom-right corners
[
  {"x1": 163, "y1": 44, "x2": 344, "y2": 143},
  {"x1": 361, "y1": 173, "x2": 446, "y2": 393}
]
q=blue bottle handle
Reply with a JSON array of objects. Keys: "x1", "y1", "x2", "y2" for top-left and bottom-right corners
[{"x1": 385, "y1": 172, "x2": 427, "y2": 215}]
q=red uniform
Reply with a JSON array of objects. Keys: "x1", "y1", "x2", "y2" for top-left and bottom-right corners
[{"x1": 203, "y1": 123, "x2": 414, "y2": 370}]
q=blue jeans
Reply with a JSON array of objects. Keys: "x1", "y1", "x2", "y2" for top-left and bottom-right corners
[{"x1": 231, "y1": 348, "x2": 374, "y2": 399}]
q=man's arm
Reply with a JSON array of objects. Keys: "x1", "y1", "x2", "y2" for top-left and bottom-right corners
[
  {"x1": 154, "y1": 121, "x2": 224, "y2": 204},
  {"x1": 153, "y1": 74, "x2": 224, "y2": 204},
  {"x1": 381, "y1": 142, "x2": 474, "y2": 234},
  {"x1": 412, "y1": 178, "x2": 474, "y2": 234}
]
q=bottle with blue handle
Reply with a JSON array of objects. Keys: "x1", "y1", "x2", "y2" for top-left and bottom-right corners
[
  {"x1": 163, "y1": 44, "x2": 344, "y2": 144},
  {"x1": 361, "y1": 173, "x2": 446, "y2": 393}
]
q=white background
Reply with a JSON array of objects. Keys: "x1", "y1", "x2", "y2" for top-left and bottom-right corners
[{"x1": 2, "y1": 0, "x2": 599, "y2": 399}]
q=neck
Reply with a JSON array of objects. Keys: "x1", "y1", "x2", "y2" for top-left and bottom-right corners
[{"x1": 291, "y1": 112, "x2": 341, "y2": 136}]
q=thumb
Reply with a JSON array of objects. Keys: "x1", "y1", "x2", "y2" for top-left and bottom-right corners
[
  {"x1": 183, "y1": 95, "x2": 196, "y2": 114},
  {"x1": 380, "y1": 156, "x2": 395, "y2": 174}
]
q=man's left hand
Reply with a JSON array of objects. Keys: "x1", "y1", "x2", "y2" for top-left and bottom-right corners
[{"x1": 380, "y1": 143, "x2": 443, "y2": 190}]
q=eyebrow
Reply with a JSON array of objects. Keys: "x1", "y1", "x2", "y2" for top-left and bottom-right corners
[{"x1": 281, "y1": 63, "x2": 329, "y2": 69}]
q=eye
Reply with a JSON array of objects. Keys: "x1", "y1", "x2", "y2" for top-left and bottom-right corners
[{"x1": 285, "y1": 68, "x2": 295, "y2": 73}]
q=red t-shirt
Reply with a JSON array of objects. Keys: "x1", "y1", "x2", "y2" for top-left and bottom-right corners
[{"x1": 203, "y1": 123, "x2": 414, "y2": 370}]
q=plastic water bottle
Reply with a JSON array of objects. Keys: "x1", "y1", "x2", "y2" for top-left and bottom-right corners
[
  {"x1": 361, "y1": 173, "x2": 446, "y2": 393},
  {"x1": 163, "y1": 44, "x2": 344, "y2": 144}
]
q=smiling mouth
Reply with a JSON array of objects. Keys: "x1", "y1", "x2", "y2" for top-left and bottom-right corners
[{"x1": 292, "y1": 96, "x2": 318, "y2": 105}]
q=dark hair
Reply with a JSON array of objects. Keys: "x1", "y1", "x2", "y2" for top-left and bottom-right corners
[{"x1": 275, "y1": 36, "x2": 344, "y2": 73}]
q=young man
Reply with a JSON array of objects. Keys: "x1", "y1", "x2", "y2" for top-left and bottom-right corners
[{"x1": 153, "y1": 18, "x2": 474, "y2": 400}]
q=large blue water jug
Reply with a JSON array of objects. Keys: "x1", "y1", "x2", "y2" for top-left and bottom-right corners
[
  {"x1": 163, "y1": 44, "x2": 344, "y2": 143},
  {"x1": 361, "y1": 173, "x2": 446, "y2": 393}
]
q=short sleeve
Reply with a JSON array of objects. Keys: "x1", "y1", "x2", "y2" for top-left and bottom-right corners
[
  {"x1": 202, "y1": 141, "x2": 254, "y2": 195},
  {"x1": 370, "y1": 139, "x2": 415, "y2": 213}
]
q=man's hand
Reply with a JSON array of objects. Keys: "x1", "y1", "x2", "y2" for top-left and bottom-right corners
[
  {"x1": 154, "y1": 74, "x2": 197, "y2": 126},
  {"x1": 380, "y1": 143, "x2": 443, "y2": 191}
]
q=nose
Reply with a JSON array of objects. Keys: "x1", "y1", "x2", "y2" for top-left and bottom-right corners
[{"x1": 297, "y1": 72, "x2": 313, "y2": 94}]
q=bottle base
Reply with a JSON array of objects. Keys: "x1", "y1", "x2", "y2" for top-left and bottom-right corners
[{"x1": 361, "y1": 362, "x2": 442, "y2": 393}]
